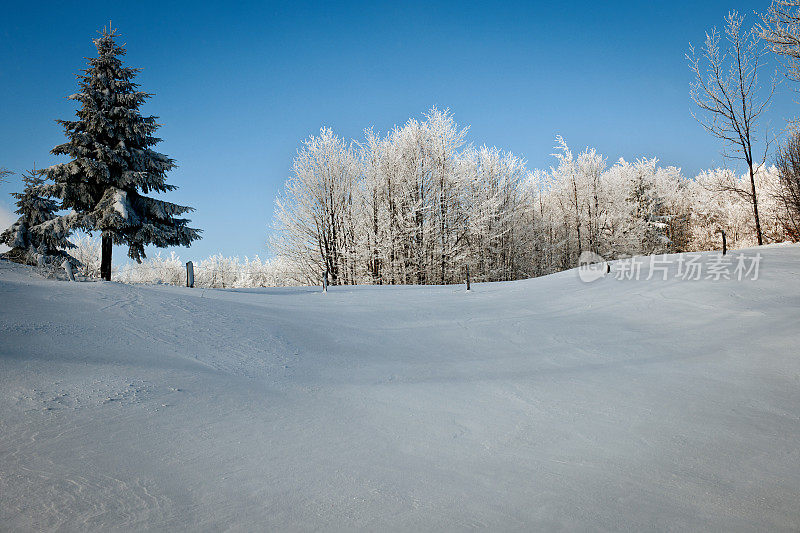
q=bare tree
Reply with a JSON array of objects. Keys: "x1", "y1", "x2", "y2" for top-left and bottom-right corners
[
  {"x1": 687, "y1": 11, "x2": 776, "y2": 245},
  {"x1": 775, "y1": 130, "x2": 800, "y2": 239}
]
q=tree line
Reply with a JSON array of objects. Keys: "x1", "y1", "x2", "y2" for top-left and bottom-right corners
[
  {"x1": 271, "y1": 108, "x2": 794, "y2": 286},
  {"x1": 270, "y1": 4, "x2": 800, "y2": 286}
]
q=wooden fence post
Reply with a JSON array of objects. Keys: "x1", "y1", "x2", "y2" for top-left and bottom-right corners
[
  {"x1": 722, "y1": 230, "x2": 727, "y2": 255},
  {"x1": 186, "y1": 261, "x2": 194, "y2": 288},
  {"x1": 465, "y1": 265, "x2": 470, "y2": 291},
  {"x1": 323, "y1": 268, "x2": 328, "y2": 293}
]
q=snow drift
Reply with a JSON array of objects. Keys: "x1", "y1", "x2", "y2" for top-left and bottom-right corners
[{"x1": 1, "y1": 246, "x2": 799, "y2": 531}]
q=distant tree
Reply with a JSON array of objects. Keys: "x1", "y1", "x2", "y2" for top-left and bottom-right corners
[
  {"x1": 45, "y1": 26, "x2": 200, "y2": 281},
  {"x1": 687, "y1": 11, "x2": 776, "y2": 245},
  {"x1": 0, "y1": 167, "x2": 74, "y2": 264},
  {"x1": 775, "y1": 131, "x2": 800, "y2": 239}
]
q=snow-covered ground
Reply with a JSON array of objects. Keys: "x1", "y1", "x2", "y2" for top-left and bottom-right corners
[{"x1": 1, "y1": 246, "x2": 799, "y2": 531}]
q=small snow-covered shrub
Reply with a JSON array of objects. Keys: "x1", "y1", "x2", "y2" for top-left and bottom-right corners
[
  {"x1": 72, "y1": 235, "x2": 102, "y2": 278},
  {"x1": 110, "y1": 252, "x2": 302, "y2": 288},
  {"x1": 194, "y1": 254, "x2": 241, "y2": 288},
  {"x1": 115, "y1": 252, "x2": 184, "y2": 285}
]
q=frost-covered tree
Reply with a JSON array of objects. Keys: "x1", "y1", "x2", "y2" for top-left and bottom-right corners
[
  {"x1": 688, "y1": 165, "x2": 785, "y2": 248},
  {"x1": 71, "y1": 235, "x2": 102, "y2": 277},
  {"x1": 762, "y1": 1, "x2": 800, "y2": 83},
  {"x1": 271, "y1": 109, "x2": 794, "y2": 286},
  {"x1": 45, "y1": 27, "x2": 200, "y2": 281},
  {"x1": 776, "y1": 131, "x2": 800, "y2": 239},
  {"x1": 687, "y1": 11, "x2": 775, "y2": 245},
  {"x1": 0, "y1": 167, "x2": 74, "y2": 264},
  {"x1": 461, "y1": 145, "x2": 528, "y2": 281},
  {"x1": 272, "y1": 128, "x2": 360, "y2": 285}
]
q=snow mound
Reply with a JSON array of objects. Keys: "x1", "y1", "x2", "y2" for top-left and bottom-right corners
[{"x1": 1, "y1": 246, "x2": 799, "y2": 530}]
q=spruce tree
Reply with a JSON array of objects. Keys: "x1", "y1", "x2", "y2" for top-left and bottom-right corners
[
  {"x1": 46, "y1": 26, "x2": 200, "y2": 280},
  {"x1": 1, "y1": 167, "x2": 74, "y2": 264}
]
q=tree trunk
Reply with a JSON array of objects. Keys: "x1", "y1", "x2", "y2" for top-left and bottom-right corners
[
  {"x1": 748, "y1": 166, "x2": 764, "y2": 245},
  {"x1": 100, "y1": 235, "x2": 112, "y2": 281}
]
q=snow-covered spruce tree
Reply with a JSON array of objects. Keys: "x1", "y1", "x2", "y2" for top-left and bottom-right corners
[
  {"x1": 46, "y1": 27, "x2": 199, "y2": 281},
  {"x1": 0, "y1": 167, "x2": 74, "y2": 264}
]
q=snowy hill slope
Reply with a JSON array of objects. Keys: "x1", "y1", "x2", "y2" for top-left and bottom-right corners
[{"x1": 1, "y1": 246, "x2": 799, "y2": 531}]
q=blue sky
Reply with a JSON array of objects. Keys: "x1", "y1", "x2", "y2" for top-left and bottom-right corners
[{"x1": 0, "y1": 0, "x2": 794, "y2": 261}]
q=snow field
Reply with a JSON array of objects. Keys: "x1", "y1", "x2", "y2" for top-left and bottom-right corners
[{"x1": 1, "y1": 246, "x2": 799, "y2": 531}]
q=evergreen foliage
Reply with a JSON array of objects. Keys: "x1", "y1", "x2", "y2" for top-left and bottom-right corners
[
  {"x1": 45, "y1": 26, "x2": 199, "y2": 278},
  {"x1": 0, "y1": 167, "x2": 74, "y2": 263}
]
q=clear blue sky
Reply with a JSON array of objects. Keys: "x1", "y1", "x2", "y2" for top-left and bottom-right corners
[{"x1": 0, "y1": 0, "x2": 794, "y2": 261}]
